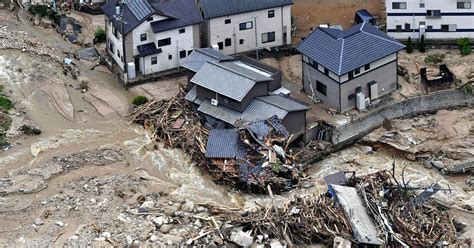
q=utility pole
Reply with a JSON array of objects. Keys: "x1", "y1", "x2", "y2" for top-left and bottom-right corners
[{"x1": 253, "y1": 16, "x2": 258, "y2": 60}]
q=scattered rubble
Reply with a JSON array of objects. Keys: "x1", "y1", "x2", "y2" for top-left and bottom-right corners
[{"x1": 131, "y1": 88, "x2": 305, "y2": 194}]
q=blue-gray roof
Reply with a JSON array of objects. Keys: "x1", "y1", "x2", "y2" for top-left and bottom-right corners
[
  {"x1": 297, "y1": 22, "x2": 405, "y2": 76},
  {"x1": 182, "y1": 48, "x2": 234, "y2": 72},
  {"x1": 137, "y1": 42, "x2": 162, "y2": 57},
  {"x1": 200, "y1": 0, "x2": 293, "y2": 19},
  {"x1": 102, "y1": 0, "x2": 202, "y2": 35},
  {"x1": 355, "y1": 9, "x2": 374, "y2": 22},
  {"x1": 205, "y1": 129, "x2": 245, "y2": 159},
  {"x1": 190, "y1": 62, "x2": 270, "y2": 102},
  {"x1": 258, "y1": 95, "x2": 309, "y2": 112},
  {"x1": 150, "y1": 0, "x2": 203, "y2": 33}
]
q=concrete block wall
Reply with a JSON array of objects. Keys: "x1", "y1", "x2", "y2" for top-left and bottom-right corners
[{"x1": 331, "y1": 90, "x2": 474, "y2": 146}]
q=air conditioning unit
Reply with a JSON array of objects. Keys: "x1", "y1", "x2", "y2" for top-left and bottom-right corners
[
  {"x1": 211, "y1": 99, "x2": 219, "y2": 106},
  {"x1": 356, "y1": 92, "x2": 366, "y2": 111}
]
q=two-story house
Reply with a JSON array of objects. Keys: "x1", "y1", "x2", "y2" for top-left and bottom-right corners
[
  {"x1": 101, "y1": 0, "x2": 202, "y2": 85},
  {"x1": 183, "y1": 49, "x2": 308, "y2": 136},
  {"x1": 385, "y1": 0, "x2": 474, "y2": 40},
  {"x1": 297, "y1": 23, "x2": 405, "y2": 112},
  {"x1": 196, "y1": 0, "x2": 293, "y2": 55}
]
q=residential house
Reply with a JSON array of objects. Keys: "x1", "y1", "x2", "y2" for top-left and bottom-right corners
[
  {"x1": 196, "y1": 0, "x2": 293, "y2": 55},
  {"x1": 385, "y1": 0, "x2": 474, "y2": 40},
  {"x1": 101, "y1": 0, "x2": 202, "y2": 84},
  {"x1": 183, "y1": 49, "x2": 309, "y2": 136},
  {"x1": 297, "y1": 22, "x2": 405, "y2": 112}
]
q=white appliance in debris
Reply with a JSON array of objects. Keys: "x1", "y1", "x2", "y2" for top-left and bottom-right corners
[
  {"x1": 127, "y1": 62, "x2": 136, "y2": 80},
  {"x1": 211, "y1": 99, "x2": 219, "y2": 106},
  {"x1": 211, "y1": 44, "x2": 219, "y2": 51},
  {"x1": 356, "y1": 92, "x2": 366, "y2": 111}
]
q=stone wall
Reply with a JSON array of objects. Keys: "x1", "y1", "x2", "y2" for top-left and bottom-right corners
[{"x1": 330, "y1": 89, "x2": 474, "y2": 146}]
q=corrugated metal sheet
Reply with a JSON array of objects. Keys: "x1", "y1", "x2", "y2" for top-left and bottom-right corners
[
  {"x1": 266, "y1": 116, "x2": 289, "y2": 137},
  {"x1": 205, "y1": 129, "x2": 245, "y2": 159},
  {"x1": 201, "y1": 0, "x2": 293, "y2": 19},
  {"x1": 297, "y1": 23, "x2": 405, "y2": 76},
  {"x1": 184, "y1": 85, "x2": 198, "y2": 102},
  {"x1": 191, "y1": 62, "x2": 258, "y2": 102}
]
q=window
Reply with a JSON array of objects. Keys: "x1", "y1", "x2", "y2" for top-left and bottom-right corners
[
  {"x1": 151, "y1": 56, "x2": 157, "y2": 65},
  {"x1": 404, "y1": 23, "x2": 411, "y2": 31},
  {"x1": 449, "y1": 24, "x2": 457, "y2": 31},
  {"x1": 426, "y1": 10, "x2": 441, "y2": 17},
  {"x1": 217, "y1": 42, "x2": 223, "y2": 50},
  {"x1": 348, "y1": 71, "x2": 354, "y2": 80},
  {"x1": 316, "y1": 81, "x2": 327, "y2": 96},
  {"x1": 348, "y1": 94, "x2": 355, "y2": 101},
  {"x1": 147, "y1": 17, "x2": 154, "y2": 22},
  {"x1": 457, "y1": 1, "x2": 471, "y2": 9},
  {"x1": 140, "y1": 33, "x2": 147, "y2": 42},
  {"x1": 419, "y1": 21, "x2": 426, "y2": 27},
  {"x1": 188, "y1": 50, "x2": 193, "y2": 55},
  {"x1": 441, "y1": 24, "x2": 457, "y2": 32},
  {"x1": 392, "y1": 2, "x2": 406, "y2": 9},
  {"x1": 168, "y1": 54, "x2": 172, "y2": 60},
  {"x1": 262, "y1": 32, "x2": 275, "y2": 43},
  {"x1": 179, "y1": 28, "x2": 185, "y2": 34},
  {"x1": 239, "y1": 39, "x2": 244, "y2": 44},
  {"x1": 109, "y1": 41, "x2": 114, "y2": 54},
  {"x1": 225, "y1": 19, "x2": 231, "y2": 24},
  {"x1": 117, "y1": 49, "x2": 121, "y2": 59},
  {"x1": 396, "y1": 25, "x2": 402, "y2": 32},
  {"x1": 239, "y1": 21, "x2": 253, "y2": 30},
  {"x1": 324, "y1": 68, "x2": 329, "y2": 76},
  {"x1": 158, "y1": 38, "x2": 171, "y2": 47},
  {"x1": 225, "y1": 38, "x2": 232, "y2": 47},
  {"x1": 419, "y1": 3, "x2": 425, "y2": 8},
  {"x1": 268, "y1": 10, "x2": 275, "y2": 18},
  {"x1": 441, "y1": 24, "x2": 449, "y2": 32},
  {"x1": 179, "y1": 50, "x2": 187, "y2": 59},
  {"x1": 427, "y1": 25, "x2": 433, "y2": 30},
  {"x1": 112, "y1": 26, "x2": 118, "y2": 39},
  {"x1": 354, "y1": 67, "x2": 360, "y2": 75},
  {"x1": 364, "y1": 64, "x2": 370, "y2": 71}
]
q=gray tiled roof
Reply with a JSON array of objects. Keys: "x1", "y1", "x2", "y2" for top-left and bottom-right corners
[
  {"x1": 184, "y1": 85, "x2": 197, "y2": 102},
  {"x1": 205, "y1": 129, "x2": 245, "y2": 159},
  {"x1": 297, "y1": 22, "x2": 405, "y2": 76},
  {"x1": 137, "y1": 42, "x2": 162, "y2": 57},
  {"x1": 200, "y1": 0, "x2": 293, "y2": 19},
  {"x1": 219, "y1": 62, "x2": 273, "y2": 82},
  {"x1": 190, "y1": 62, "x2": 264, "y2": 102},
  {"x1": 182, "y1": 48, "x2": 234, "y2": 72},
  {"x1": 197, "y1": 99, "x2": 288, "y2": 126},
  {"x1": 102, "y1": 0, "x2": 202, "y2": 35},
  {"x1": 258, "y1": 95, "x2": 309, "y2": 112}
]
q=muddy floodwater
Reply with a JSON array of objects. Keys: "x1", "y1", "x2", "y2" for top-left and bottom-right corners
[{"x1": 0, "y1": 9, "x2": 473, "y2": 246}]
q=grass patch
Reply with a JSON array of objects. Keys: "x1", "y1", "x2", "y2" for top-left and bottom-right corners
[
  {"x1": 132, "y1": 95, "x2": 148, "y2": 106},
  {"x1": 424, "y1": 53, "x2": 445, "y2": 65},
  {"x1": 0, "y1": 85, "x2": 12, "y2": 112}
]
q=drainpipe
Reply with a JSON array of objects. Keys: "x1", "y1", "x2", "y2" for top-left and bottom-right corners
[{"x1": 122, "y1": 21, "x2": 128, "y2": 85}]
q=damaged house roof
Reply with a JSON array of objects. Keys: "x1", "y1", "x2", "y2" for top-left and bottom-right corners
[
  {"x1": 297, "y1": 22, "x2": 405, "y2": 76},
  {"x1": 102, "y1": 0, "x2": 203, "y2": 35},
  {"x1": 205, "y1": 129, "x2": 245, "y2": 159}
]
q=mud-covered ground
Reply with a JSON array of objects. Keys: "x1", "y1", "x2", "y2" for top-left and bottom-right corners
[{"x1": 0, "y1": 8, "x2": 472, "y2": 247}]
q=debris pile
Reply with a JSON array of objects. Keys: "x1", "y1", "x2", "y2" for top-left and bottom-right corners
[
  {"x1": 131, "y1": 89, "x2": 304, "y2": 194},
  {"x1": 225, "y1": 169, "x2": 465, "y2": 247}
]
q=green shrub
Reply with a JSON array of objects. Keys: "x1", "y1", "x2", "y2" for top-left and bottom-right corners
[
  {"x1": 94, "y1": 27, "x2": 106, "y2": 43},
  {"x1": 462, "y1": 83, "x2": 473, "y2": 95},
  {"x1": 419, "y1": 34, "x2": 426, "y2": 53},
  {"x1": 406, "y1": 36, "x2": 413, "y2": 54},
  {"x1": 132, "y1": 95, "x2": 148, "y2": 106},
  {"x1": 424, "y1": 53, "x2": 445, "y2": 65},
  {"x1": 457, "y1": 37, "x2": 472, "y2": 56},
  {"x1": 0, "y1": 96, "x2": 12, "y2": 112}
]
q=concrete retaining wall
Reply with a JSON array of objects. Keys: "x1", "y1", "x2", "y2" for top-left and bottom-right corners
[{"x1": 331, "y1": 89, "x2": 474, "y2": 146}]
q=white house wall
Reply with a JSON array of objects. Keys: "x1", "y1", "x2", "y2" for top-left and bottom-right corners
[
  {"x1": 138, "y1": 25, "x2": 197, "y2": 75},
  {"x1": 385, "y1": 0, "x2": 474, "y2": 40},
  {"x1": 131, "y1": 14, "x2": 168, "y2": 56},
  {"x1": 207, "y1": 5, "x2": 291, "y2": 55},
  {"x1": 106, "y1": 17, "x2": 124, "y2": 70}
]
